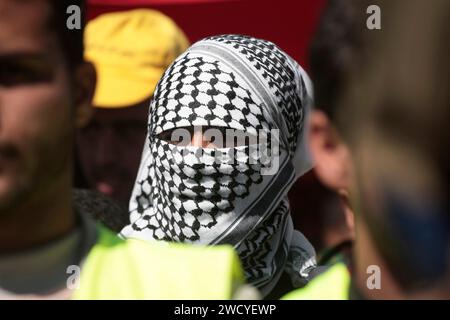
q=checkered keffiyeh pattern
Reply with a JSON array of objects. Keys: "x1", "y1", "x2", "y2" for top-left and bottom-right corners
[{"x1": 121, "y1": 35, "x2": 316, "y2": 296}]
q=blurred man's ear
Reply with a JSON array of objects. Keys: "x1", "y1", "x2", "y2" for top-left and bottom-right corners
[
  {"x1": 73, "y1": 61, "x2": 96, "y2": 128},
  {"x1": 309, "y1": 110, "x2": 353, "y2": 191}
]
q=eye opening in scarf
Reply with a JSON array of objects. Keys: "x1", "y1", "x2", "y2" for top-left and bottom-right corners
[{"x1": 156, "y1": 126, "x2": 259, "y2": 149}]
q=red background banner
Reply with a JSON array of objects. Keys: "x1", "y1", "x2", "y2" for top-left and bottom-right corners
[{"x1": 87, "y1": 0, "x2": 326, "y2": 68}]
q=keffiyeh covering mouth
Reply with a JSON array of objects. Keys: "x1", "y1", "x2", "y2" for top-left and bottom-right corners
[{"x1": 120, "y1": 35, "x2": 317, "y2": 296}]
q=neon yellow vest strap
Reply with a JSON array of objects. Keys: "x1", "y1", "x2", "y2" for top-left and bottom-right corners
[
  {"x1": 281, "y1": 262, "x2": 350, "y2": 300},
  {"x1": 73, "y1": 225, "x2": 244, "y2": 299}
]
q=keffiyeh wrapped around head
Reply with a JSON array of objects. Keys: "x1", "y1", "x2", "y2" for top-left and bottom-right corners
[{"x1": 121, "y1": 35, "x2": 316, "y2": 296}]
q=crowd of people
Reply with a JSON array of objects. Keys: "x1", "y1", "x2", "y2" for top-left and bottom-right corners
[{"x1": 0, "y1": 0, "x2": 448, "y2": 300}]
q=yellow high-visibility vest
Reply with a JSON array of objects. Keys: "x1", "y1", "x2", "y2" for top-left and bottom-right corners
[
  {"x1": 73, "y1": 225, "x2": 244, "y2": 299},
  {"x1": 281, "y1": 262, "x2": 350, "y2": 300}
]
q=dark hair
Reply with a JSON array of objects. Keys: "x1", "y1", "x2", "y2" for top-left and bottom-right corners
[
  {"x1": 48, "y1": 0, "x2": 86, "y2": 71},
  {"x1": 338, "y1": 0, "x2": 450, "y2": 182},
  {"x1": 309, "y1": 0, "x2": 365, "y2": 120}
]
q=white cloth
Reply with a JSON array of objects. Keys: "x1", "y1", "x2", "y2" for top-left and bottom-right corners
[{"x1": 121, "y1": 35, "x2": 316, "y2": 296}]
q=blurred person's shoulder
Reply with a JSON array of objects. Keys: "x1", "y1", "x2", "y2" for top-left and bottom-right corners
[{"x1": 281, "y1": 262, "x2": 350, "y2": 300}]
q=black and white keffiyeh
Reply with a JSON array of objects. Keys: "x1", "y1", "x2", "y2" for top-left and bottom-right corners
[{"x1": 120, "y1": 35, "x2": 316, "y2": 296}]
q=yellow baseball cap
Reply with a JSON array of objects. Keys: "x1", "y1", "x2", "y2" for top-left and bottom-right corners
[{"x1": 85, "y1": 9, "x2": 190, "y2": 108}]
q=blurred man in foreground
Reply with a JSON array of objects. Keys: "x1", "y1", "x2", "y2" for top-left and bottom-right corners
[
  {"x1": 0, "y1": 0, "x2": 243, "y2": 299},
  {"x1": 284, "y1": 0, "x2": 450, "y2": 299}
]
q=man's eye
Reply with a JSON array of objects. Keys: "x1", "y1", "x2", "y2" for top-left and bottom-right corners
[
  {"x1": 157, "y1": 130, "x2": 181, "y2": 144},
  {"x1": 204, "y1": 135, "x2": 216, "y2": 143},
  {"x1": 0, "y1": 63, "x2": 52, "y2": 86},
  {"x1": 0, "y1": 66, "x2": 25, "y2": 85},
  {"x1": 157, "y1": 131, "x2": 172, "y2": 141},
  {"x1": 157, "y1": 128, "x2": 193, "y2": 146}
]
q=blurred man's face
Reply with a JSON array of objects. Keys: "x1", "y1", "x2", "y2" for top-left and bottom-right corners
[
  {"x1": 76, "y1": 101, "x2": 148, "y2": 205},
  {"x1": 0, "y1": 1, "x2": 75, "y2": 214},
  {"x1": 309, "y1": 110, "x2": 353, "y2": 191}
]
